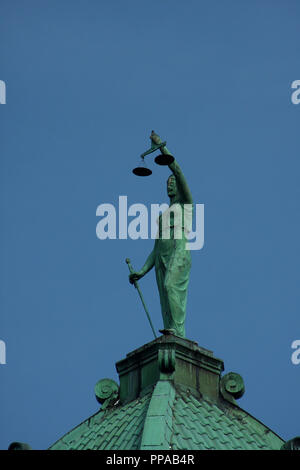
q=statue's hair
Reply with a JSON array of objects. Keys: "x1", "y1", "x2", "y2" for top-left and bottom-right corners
[{"x1": 167, "y1": 174, "x2": 176, "y2": 182}]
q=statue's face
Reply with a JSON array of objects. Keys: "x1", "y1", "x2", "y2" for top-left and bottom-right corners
[{"x1": 167, "y1": 176, "x2": 177, "y2": 197}]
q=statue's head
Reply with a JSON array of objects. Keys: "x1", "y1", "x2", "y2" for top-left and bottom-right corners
[{"x1": 167, "y1": 175, "x2": 177, "y2": 197}]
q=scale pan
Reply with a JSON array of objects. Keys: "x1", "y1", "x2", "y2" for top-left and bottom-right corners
[
  {"x1": 132, "y1": 167, "x2": 152, "y2": 176},
  {"x1": 154, "y1": 154, "x2": 175, "y2": 166}
]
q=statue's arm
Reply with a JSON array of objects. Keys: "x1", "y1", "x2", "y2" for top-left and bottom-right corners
[
  {"x1": 129, "y1": 243, "x2": 156, "y2": 284},
  {"x1": 162, "y1": 147, "x2": 193, "y2": 204},
  {"x1": 140, "y1": 246, "x2": 156, "y2": 276}
]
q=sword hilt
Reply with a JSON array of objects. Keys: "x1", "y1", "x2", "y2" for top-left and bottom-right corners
[
  {"x1": 125, "y1": 258, "x2": 134, "y2": 273},
  {"x1": 126, "y1": 258, "x2": 137, "y2": 288}
]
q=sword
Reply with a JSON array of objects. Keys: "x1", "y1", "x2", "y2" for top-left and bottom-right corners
[{"x1": 126, "y1": 258, "x2": 157, "y2": 339}]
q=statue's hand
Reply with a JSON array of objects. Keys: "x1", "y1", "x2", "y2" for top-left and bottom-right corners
[
  {"x1": 129, "y1": 271, "x2": 144, "y2": 285},
  {"x1": 150, "y1": 130, "x2": 162, "y2": 146}
]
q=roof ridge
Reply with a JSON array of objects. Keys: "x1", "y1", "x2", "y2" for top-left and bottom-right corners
[{"x1": 140, "y1": 380, "x2": 176, "y2": 450}]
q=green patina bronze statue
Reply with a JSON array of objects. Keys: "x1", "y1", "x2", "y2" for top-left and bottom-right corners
[{"x1": 129, "y1": 132, "x2": 193, "y2": 338}]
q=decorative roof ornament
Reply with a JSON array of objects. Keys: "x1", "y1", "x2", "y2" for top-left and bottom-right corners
[
  {"x1": 220, "y1": 372, "x2": 245, "y2": 400},
  {"x1": 8, "y1": 442, "x2": 32, "y2": 450},
  {"x1": 94, "y1": 378, "x2": 119, "y2": 411},
  {"x1": 281, "y1": 437, "x2": 300, "y2": 450}
]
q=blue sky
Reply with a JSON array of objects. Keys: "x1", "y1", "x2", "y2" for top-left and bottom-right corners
[{"x1": 1, "y1": 0, "x2": 299, "y2": 449}]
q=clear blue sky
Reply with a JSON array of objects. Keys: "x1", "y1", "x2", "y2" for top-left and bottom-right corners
[{"x1": 1, "y1": 0, "x2": 299, "y2": 449}]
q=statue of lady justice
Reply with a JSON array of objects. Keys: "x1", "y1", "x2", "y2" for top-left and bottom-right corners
[{"x1": 129, "y1": 132, "x2": 193, "y2": 338}]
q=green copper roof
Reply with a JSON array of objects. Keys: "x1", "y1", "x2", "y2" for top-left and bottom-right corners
[
  {"x1": 49, "y1": 335, "x2": 285, "y2": 450},
  {"x1": 50, "y1": 391, "x2": 152, "y2": 450},
  {"x1": 171, "y1": 388, "x2": 282, "y2": 450}
]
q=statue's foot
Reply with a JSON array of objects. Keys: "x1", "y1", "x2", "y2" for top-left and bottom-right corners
[{"x1": 159, "y1": 329, "x2": 176, "y2": 336}]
